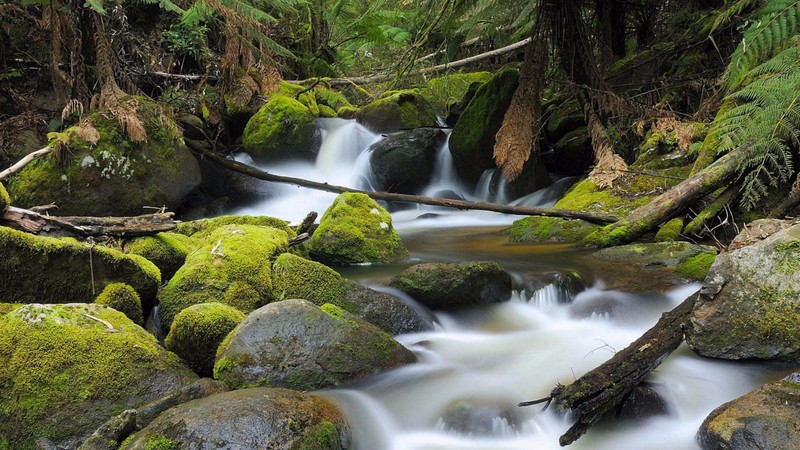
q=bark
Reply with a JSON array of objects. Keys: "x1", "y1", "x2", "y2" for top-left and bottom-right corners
[
  {"x1": 185, "y1": 142, "x2": 620, "y2": 224},
  {"x1": 1, "y1": 206, "x2": 177, "y2": 238},
  {"x1": 585, "y1": 145, "x2": 752, "y2": 247},
  {"x1": 521, "y1": 293, "x2": 697, "y2": 446}
]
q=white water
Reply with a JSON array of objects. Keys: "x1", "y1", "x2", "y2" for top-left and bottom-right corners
[{"x1": 231, "y1": 119, "x2": 786, "y2": 449}]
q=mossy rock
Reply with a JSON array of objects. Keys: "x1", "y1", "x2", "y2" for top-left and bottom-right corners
[
  {"x1": 165, "y1": 302, "x2": 245, "y2": 377},
  {"x1": 0, "y1": 182, "x2": 9, "y2": 213},
  {"x1": 675, "y1": 250, "x2": 716, "y2": 281},
  {"x1": 449, "y1": 68, "x2": 519, "y2": 185},
  {"x1": 124, "y1": 232, "x2": 195, "y2": 281},
  {"x1": 242, "y1": 96, "x2": 321, "y2": 164},
  {"x1": 0, "y1": 303, "x2": 22, "y2": 317},
  {"x1": 159, "y1": 224, "x2": 288, "y2": 332},
  {"x1": 354, "y1": 90, "x2": 438, "y2": 133},
  {"x1": 545, "y1": 98, "x2": 586, "y2": 142},
  {"x1": 7, "y1": 99, "x2": 200, "y2": 216},
  {"x1": 120, "y1": 388, "x2": 350, "y2": 450},
  {"x1": 175, "y1": 215, "x2": 294, "y2": 239},
  {"x1": 94, "y1": 282, "x2": 144, "y2": 325},
  {"x1": 214, "y1": 299, "x2": 416, "y2": 391},
  {"x1": 306, "y1": 193, "x2": 407, "y2": 265},
  {"x1": 420, "y1": 71, "x2": 493, "y2": 116},
  {"x1": 0, "y1": 226, "x2": 161, "y2": 313},
  {"x1": 592, "y1": 241, "x2": 717, "y2": 275},
  {"x1": 0, "y1": 303, "x2": 196, "y2": 450},
  {"x1": 655, "y1": 217, "x2": 685, "y2": 242},
  {"x1": 509, "y1": 217, "x2": 601, "y2": 244}
]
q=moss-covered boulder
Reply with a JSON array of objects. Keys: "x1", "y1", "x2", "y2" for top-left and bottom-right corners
[
  {"x1": 7, "y1": 101, "x2": 200, "y2": 216},
  {"x1": 389, "y1": 261, "x2": 512, "y2": 310},
  {"x1": 509, "y1": 217, "x2": 601, "y2": 244},
  {"x1": 0, "y1": 303, "x2": 196, "y2": 450},
  {"x1": 94, "y1": 282, "x2": 144, "y2": 325},
  {"x1": 158, "y1": 224, "x2": 289, "y2": 332},
  {"x1": 369, "y1": 128, "x2": 446, "y2": 194},
  {"x1": 544, "y1": 98, "x2": 586, "y2": 143},
  {"x1": 165, "y1": 302, "x2": 245, "y2": 377},
  {"x1": 355, "y1": 90, "x2": 438, "y2": 133},
  {"x1": 241, "y1": 96, "x2": 321, "y2": 164},
  {"x1": 448, "y1": 68, "x2": 519, "y2": 185},
  {"x1": 307, "y1": 193, "x2": 407, "y2": 265},
  {"x1": 124, "y1": 232, "x2": 195, "y2": 282},
  {"x1": 697, "y1": 372, "x2": 800, "y2": 450},
  {"x1": 592, "y1": 241, "x2": 717, "y2": 281},
  {"x1": 0, "y1": 182, "x2": 9, "y2": 213},
  {"x1": 121, "y1": 388, "x2": 350, "y2": 450},
  {"x1": 420, "y1": 71, "x2": 493, "y2": 116},
  {"x1": 174, "y1": 214, "x2": 294, "y2": 238},
  {"x1": 272, "y1": 253, "x2": 433, "y2": 334},
  {"x1": 0, "y1": 226, "x2": 161, "y2": 312},
  {"x1": 548, "y1": 127, "x2": 594, "y2": 176},
  {"x1": 214, "y1": 299, "x2": 416, "y2": 391},
  {"x1": 687, "y1": 221, "x2": 800, "y2": 362}
]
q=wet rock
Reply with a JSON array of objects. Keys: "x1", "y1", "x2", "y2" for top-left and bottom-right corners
[
  {"x1": 524, "y1": 271, "x2": 586, "y2": 304},
  {"x1": 122, "y1": 388, "x2": 351, "y2": 450},
  {"x1": 272, "y1": 253, "x2": 433, "y2": 334},
  {"x1": 687, "y1": 221, "x2": 800, "y2": 362},
  {"x1": 440, "y1": 399, "x2": 521, "y2": 436},
  {"x1": 242, "y1": 96, "x2": 322, "y2": 164},
  {"x1": 389, "y1": 261, "x2": 512, "y2": 310},
  {"x1": 369, "y1": 128, "x2": 446, "y2": 194},
  {"x1": 616, "y1": 384, "x2": 670, "y2": 420},
  {"x1": 592, "y1": 241, "x2": 717, "y2": 281},
  {"x1": 307, "y1": 192, "x2": 408, "y2": 265},
  {"x1": 214, "y1": 299, "x2": 416, "y2": 391},
  {"x1": 0, "y1": 304, "x2": 197, "y2": 449},
  {"x1": 547, "y1": 127, "x2": 594, "y2": 176},
  {"x1": 0, "y1": 226, "x2": 161, "y2": 313},
  {"x1": 697, "y1": 372, "x2": 800, "y2": 450},
  {"x1": 355, "y1": 90, "x2": 438, "y2": 133}
]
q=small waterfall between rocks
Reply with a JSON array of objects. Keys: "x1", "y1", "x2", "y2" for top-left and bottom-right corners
[{"x1": 230, "y1": 119, "x2": 786, "y2": 450}]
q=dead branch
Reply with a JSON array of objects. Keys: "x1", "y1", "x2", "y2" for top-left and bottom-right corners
[
  {"x1": 186, "y1": 143, "x2": 620, "y2": 225},
  {"x1": 1, "y1": 205, "x2": 177, "y2": 238},
  {"x1": 0, "y1": 146, "x2": 53, "y2": 181}
]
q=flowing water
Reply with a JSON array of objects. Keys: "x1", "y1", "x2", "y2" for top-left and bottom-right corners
[{"x1": 232, "y1": 119, "x2": 789, "y2": 450}]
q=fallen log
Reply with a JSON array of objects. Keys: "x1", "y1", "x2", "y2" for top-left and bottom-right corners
[
  {"x1": 186, "y1": 143, "x2": 620, "y2": 225},
  {"x1": 1, "y1": 206, "x2": 177, "y2": 238},
  {"x1": 521, "y1": 292, "x2": 697, "y2": 446}
]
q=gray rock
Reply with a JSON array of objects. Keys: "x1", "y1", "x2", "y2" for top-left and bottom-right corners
[
  {"x1": 389, "y1": 261, "x2": 512, "y2": 310},
  {"x1": 687, "y1": 221, "x2": 800, "y2": 362},
  {"x1": 369, "y1": 128, "x2": 445, "y2": 194},
  {"x1": 697, "y1": 372, "x2": 800, "y2": 450},
  {"x1": 214, "y1": 299, "x2": 416, "y2": 391},
  {"x1": 122, "y1": 387, "x2": 351, "y2": 450}
]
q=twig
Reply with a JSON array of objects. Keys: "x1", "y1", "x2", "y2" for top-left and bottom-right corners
[
  {"x1": 0, "y1": 146, "x2": 52, "y2": 181},
  {"x1": 82, "y1": 313, "x2": 118, "y2": 332}
]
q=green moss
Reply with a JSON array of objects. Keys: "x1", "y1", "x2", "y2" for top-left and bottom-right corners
[
  {"x1": 420, "y1": 72, "x2": 492, "y2": 115},
  {"x1": 159, "y1": 224, "x2": 288, "y2": 331},
  {"x1": 0, "y1": 304, "x2": 195, "y2": 449},
  {"x1": 655, "y1": 217, "x2": 685, "y2": 242},
  {"x1": 509, "y1": 217, "x2": 600, "y2": 243},
  {"x1": 354, "y1": 90, "x2": 438, "y2": 133},
  {"x1": 306, "y1": 193, "x2": 408, "y2": 265},
  {"x1": 314, "y1": 86, "x2": 353, "y2": 111},
  {"x1": 774, "y1": 240, "x2": 800, "y2": 274},
  {"x1": 175, "y1": 215, "x2": 294, "y2": 239},
  {"x1": 165, "y1": 302, "x2": 245, "y2": 377},
  {"x1": 0, "y1": 226, "x2": 161, "y2": 310},
  {"x1": 298, "y1": 421, "x2": 339, "y2": 450},
  {"x1": 94, "y1": 282, "x2": 144, "y2": 325},
  {"x1": 554, "y1": 179, "x2": 648, "y2": 216},
  {"x1": 676, "y1": 251, "x2": 716, "y2": 280},
  {"x1": 336, "y1": 105, "x2": 359, "y2": 119},
  {"x1": 0, "y1": 183, "x2": 9, "y2": 213},
  {"x1": 125, "y1": 232, "x2": 194, "y2": 281},
  {"x1": 143, "y1": 436, "x2": 179, "y2": 450},
  {"x1": 318, "y1": 104, "x2": 337, "y2": 118},
  {"x1": 242, "y1": 96, "x2": 318, "y2": 163},
  {"x1": 271, "y1": 253, "x2": 355, "y2": 311}
]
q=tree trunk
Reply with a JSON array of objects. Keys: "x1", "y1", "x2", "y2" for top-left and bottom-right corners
[
  {"x1": 522, "y1": 293, "x2": 697, "y2": 446},
  {"x1": 584, "y1": 145, "x2": 752, "y2": 247},
  {"x1": 1, "y1": 206, "x2": 177, "y2": 238},
  {"x1": 185, "y1": 141, "x2": 620, "y2": 224}
]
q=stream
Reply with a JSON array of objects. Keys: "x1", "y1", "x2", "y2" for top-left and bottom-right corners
[{"x1": 231, "y1": 119, "x2": 789, "y2": 450}]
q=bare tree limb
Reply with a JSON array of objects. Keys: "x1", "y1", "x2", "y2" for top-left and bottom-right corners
[{"x1": 0, "y1": 146, "x2": 52, "y2": 181}]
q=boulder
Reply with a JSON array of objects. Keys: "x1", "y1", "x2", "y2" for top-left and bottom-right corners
[
  {"x1": 175, "y1": 214, "x2": 294, "y2": 239},
  {"x1": 544, "y1": 98, "x2": 586, "y2": 143},
  {"x1": 546, "y1": 127, "x2": 594, "y2": 176},
  {"x1": 165, "y1": 302, "x2": 245, "y2": 377},
  {"x1": 420, "y1": 72, "x2": 493, "y2": 116},
  {"x1": 7, "y1": 100, "x2": 200, "y2": 216},
  {"x1": 449, "y1": 68, "x2": 519, "y2": 185},
  {"x1": 0, "y1": 182, "x2": 9, "y2": 213},
  {"x1": 697, "y1": 372, "x2": 800, "y2": 450},
  {"x1": 124, "y1": 232, "x2": 195, "y2": 282},
  {"x1": 369, "y1": 128, "x2": 446, "y2": 194},
  {"x1": 272, "y1": 253, "x2": 433, "y2": 334},
  {"x1": 444, "y1": 78, "x2": 485, "y2": 126},
  {"x1": 509, "y1": 217, "x2": 600, "y2": 244},
  {"x1": 687, "y1": 221, "x2": 800, "y2": 362},
  {"x1": 440, "y1": 399, "x2": 522, "y2": 435},
  {"x1": 592, "y1": 241, "x2": 717, "y2": 281},
  {"x1": 241, "y1": 96, "x2": 322, "y2": 164},
  {"x1": 214, "y1": 299, "x2": 416, "y2": 391},
  {"x1": 94, "y1": 283, "x2": 144, "y2": 325},
  {"x1": 389, "y1": 261, "x2": 512, "y2": 309},
  {"x1": 0, "y1": 226, "x2": 161, "y2": 313},
  {"x1": 355, "y1": 90, "x2": 438, "y2": 133},
  {"x1": 0, "y1": 304, "x2": 196, "y2": 449},
  {"x1": 121, "y1": 388, "x2": 350, "y2": 450},
  {"x1": 307, "y1": 192, "x2": 408, "y2": 265},
  {"x1": 158, "y1": 224, "x2": 289, "y2": 332}
]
